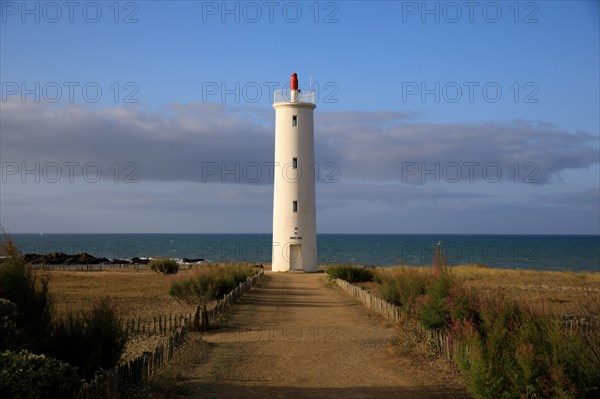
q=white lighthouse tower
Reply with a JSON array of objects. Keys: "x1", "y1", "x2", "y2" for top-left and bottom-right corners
[{"x1": 272, "y1": 73, "x2": 317, "y2": 272}]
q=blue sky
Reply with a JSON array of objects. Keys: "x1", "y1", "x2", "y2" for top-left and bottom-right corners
[{"x1": 1, "y1": 1, "x2": 599, "y2": 234}]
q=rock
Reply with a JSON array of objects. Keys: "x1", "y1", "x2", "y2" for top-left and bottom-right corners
[
  {"x1": 130, "y1": 257, "x2": 150, "y2": 265},
  {"x1": 23, "y1": 253, "x2": 43, "y2": 263},
  {"x1": 182, "y1": 258, "x2": 205, "y2": 263},
  {"x1": 22, "y1": 252, "x2": 109, "y2": 265},
  {"x1": 109, "y1": 258, "x2": 131, "y2": 265}
]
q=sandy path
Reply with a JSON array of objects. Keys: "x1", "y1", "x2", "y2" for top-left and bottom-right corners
[{"x1": 177, "y1": 271, "x2": 466, "y2": 399}]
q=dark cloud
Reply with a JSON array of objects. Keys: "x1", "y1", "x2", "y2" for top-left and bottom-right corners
[
  {"x1": 2, "y1": 101, "x2": 597, "y2": 187},
  {"x1": 316, "y1": 118, "x2": 599, "y2": 184},
  {"x1": 531, "y1": 187, "x2": 600, "y2": 208}
]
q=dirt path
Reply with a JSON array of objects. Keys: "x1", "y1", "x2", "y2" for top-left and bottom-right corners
[{"x1": 175, "y1": 272, "x2": 469, "y2": 399}]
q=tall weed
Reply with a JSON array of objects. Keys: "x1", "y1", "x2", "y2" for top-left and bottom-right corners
[
  {"x1": 325, "y1": 264, "x2": 374, "y2": 283},
  {"x1": 169, "y1": 263, "x2": 256, "y2": 304}
]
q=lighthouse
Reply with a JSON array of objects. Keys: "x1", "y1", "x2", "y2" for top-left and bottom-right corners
[{"x1": 272, "y1": 73, "x2": 317, "y2": 272}]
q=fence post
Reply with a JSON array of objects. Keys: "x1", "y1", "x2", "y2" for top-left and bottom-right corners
[
  {"x1": 193, "y1": 305, "x2": 201, "y2": 331},
  {"x1": 202, "y1": 303, "x2": 208, "y2": 330}
]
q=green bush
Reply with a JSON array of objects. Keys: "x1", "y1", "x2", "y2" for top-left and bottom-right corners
[
  {"x1": 325, "y1": 264, "x2": 374, "y2": 283},
  {"x1": 453, "y1": 295, "x2": 523, "y2": 398},
  {"x1": 454, "y1": 294, "x2": 599, "y2": 399},
  {"x1": 446, "y1": 283, "x2": 480, "y2": 327},
  {"x1": 169, "y1": 263, "x2": 255, "y2": 304},
  {"x1": 169, "y1": 279, "x2": 194, "y2": 302},
  {"x1": 376, "y1": 268, "x2": 429, "y2": 314},
  {"x1": 380, "y1": 278, "x2": 401, "y2": 306},
  {"x1": 0, "y1": 350, "x2": 82, "y2": 399},
  {"x1": 377, "y1": 266, "x2": 474, "y2": 331},
  {"x1": 419, "y1": 270, "x2": 453, "y2": 330},
  {"x1": 0, "y1": 240, "x2": 53, "y2": 352},
  {"x1": 49, "y1": 298, "x2": 128, "y2": 381},
  {"x1": 0, "y1": 299, "x2": 18, "y2": 350},
  {"x1": 150, "y1": 258, "x2": 179, "y2": 274}
]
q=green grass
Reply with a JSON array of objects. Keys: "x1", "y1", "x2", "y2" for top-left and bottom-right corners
[
  {"x1": 324, "y1": 264, "x2": 374, "y2": 283},
  {"x1": 375, "y1": 267, "x2": 429, "y2": 315},
  {"x1": 453, "y1": 293, "x2": 599, "y2": 399},
  {"x1": 169, "y1": 263, "x2": 256, "y2": 304},
  {"x1": 150, "y1": 258, "x2": 179, "y2": 274}
]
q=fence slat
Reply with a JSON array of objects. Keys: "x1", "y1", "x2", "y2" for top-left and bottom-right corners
[
  {"x1": 335, "y1": 278, "x2": 454, "y2": 360},
  {"x1": 79, "y1": 270, "x2": 263, "y2": 399}
]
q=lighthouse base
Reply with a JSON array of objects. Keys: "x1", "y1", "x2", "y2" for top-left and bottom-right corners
[{"x1": 272, "y1": 242, "x2": 317, "y2": 273}]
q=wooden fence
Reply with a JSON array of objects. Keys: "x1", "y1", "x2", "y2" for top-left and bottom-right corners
[
  {"x1": 335, "y1": 278, "x2": 452, "y2": 359},
  {"x1": 194, "y1": 270, "x2": 264, "y2": 331},
  {"x1": 78, "y1": 271, "x2": 264, "y2": 398},
  {"x1": 563, "y1": 317, "x2": 599, "y2": 335},
  {"x1": 78, "y1": 320, "x2": 190, "y2": 399},
  {"x1": 124, "y1": 313, "x2": 193, "y2": 336},
  {"x1": 335, "y1": 278, "x2": 599, "y2": 362},
  {"x1": 334, "y1": 279, "x2": 454, "y2": 360},
  {"x1": 335, "y1": 279, "x2": 402, "y2": 321},
  {"x1": 32, "y1": 263, "x2": 150, "y2": 271}
]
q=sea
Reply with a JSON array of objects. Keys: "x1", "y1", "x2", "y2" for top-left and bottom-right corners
[
  {"x1": 6, "y1": 233, "x2": 600, "y2": 273},
  {"x1": 3, "y1": 234, "x2": 599, "y2": 273}
]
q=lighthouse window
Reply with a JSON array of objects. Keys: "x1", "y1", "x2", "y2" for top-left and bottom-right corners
[
  {"x1": 292, "y1": 115, "x2": 297, "y2": 127},
  {"x1": 293, "y1": 201, "x2": 298, "y2": 213},
  {"x1": 292, "y1": 158, "x2": 298, "y2": 169}
]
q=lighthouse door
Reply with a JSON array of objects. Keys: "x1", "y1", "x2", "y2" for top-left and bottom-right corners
[{"x1": 289, "y1": 244, "x2": 302, "y2": 271}]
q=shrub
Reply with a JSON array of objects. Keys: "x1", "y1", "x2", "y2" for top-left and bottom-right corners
[
  {"x1": 0, "y1": 240, "x2": 53, "y2": 352},
  {"x1": 0, "y1": 299, "x2": 18, "y2": 350},
  {"x1": 380, "y1": 278, "x2": 401, "y2": 306},
  {"x1": 325, "y1": 264, "x2": 374, "y2": 283},
  {"x1": 376, "y1": 268, "x2": 429, "y2": 315},
  {"x1": 0, "y1": 350, "x2": 82, "y2": 399},
  {"x1": 1, "y1": 238, "x2": 127, "y2": 381},
  {"x1": 378, "y1": 266, "x2": 476, "y2": 331},
  {"x1": 169, "y1": 263, "x2": 256, "y2": 304},
  {"x1": 48, "y1": 298, "x2": 128, "y2": 381},
  {"x1": 372, "y1": 263, "x2": 600, "y2": 397},
  {"x1": 150, "y1": 258, "x2": 179, "y2": 274},
  {"x1": 419, "y1": 270, "x2": 453, "y2": 330},
  {"x1": 453, "y1": 294, "x2": 523, "y2": 398},
  {"x1": 446, "y1": 282, "x2": 480, "y2": 327},
  {"x1": 454, "y1": 294, "x2": 599, "y2": 399}
]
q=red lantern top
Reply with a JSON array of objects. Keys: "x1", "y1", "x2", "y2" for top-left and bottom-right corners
[{"x1": 290, "y1": 73, "x2": 298, "y2": 90}]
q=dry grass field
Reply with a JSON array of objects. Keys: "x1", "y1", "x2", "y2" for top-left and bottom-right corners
[
  {"x1": 45, "y1": 267, "x2": 199, "y2": 362},
  {"x1": 46, "y1": 264, "x2": 600, "y2": 321},
  {"x1": 453, "y1": 265, "x2": 600, "y2": 317},
  {"x1": 359, "y1": 265, "x2": 600, "y2": 318},
  {"x1": 344, "y1": 265, "x2": 600, "y2": 317},
  {"x1": 47, "y1": 267, "x2": 196, "y2": 319}
]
